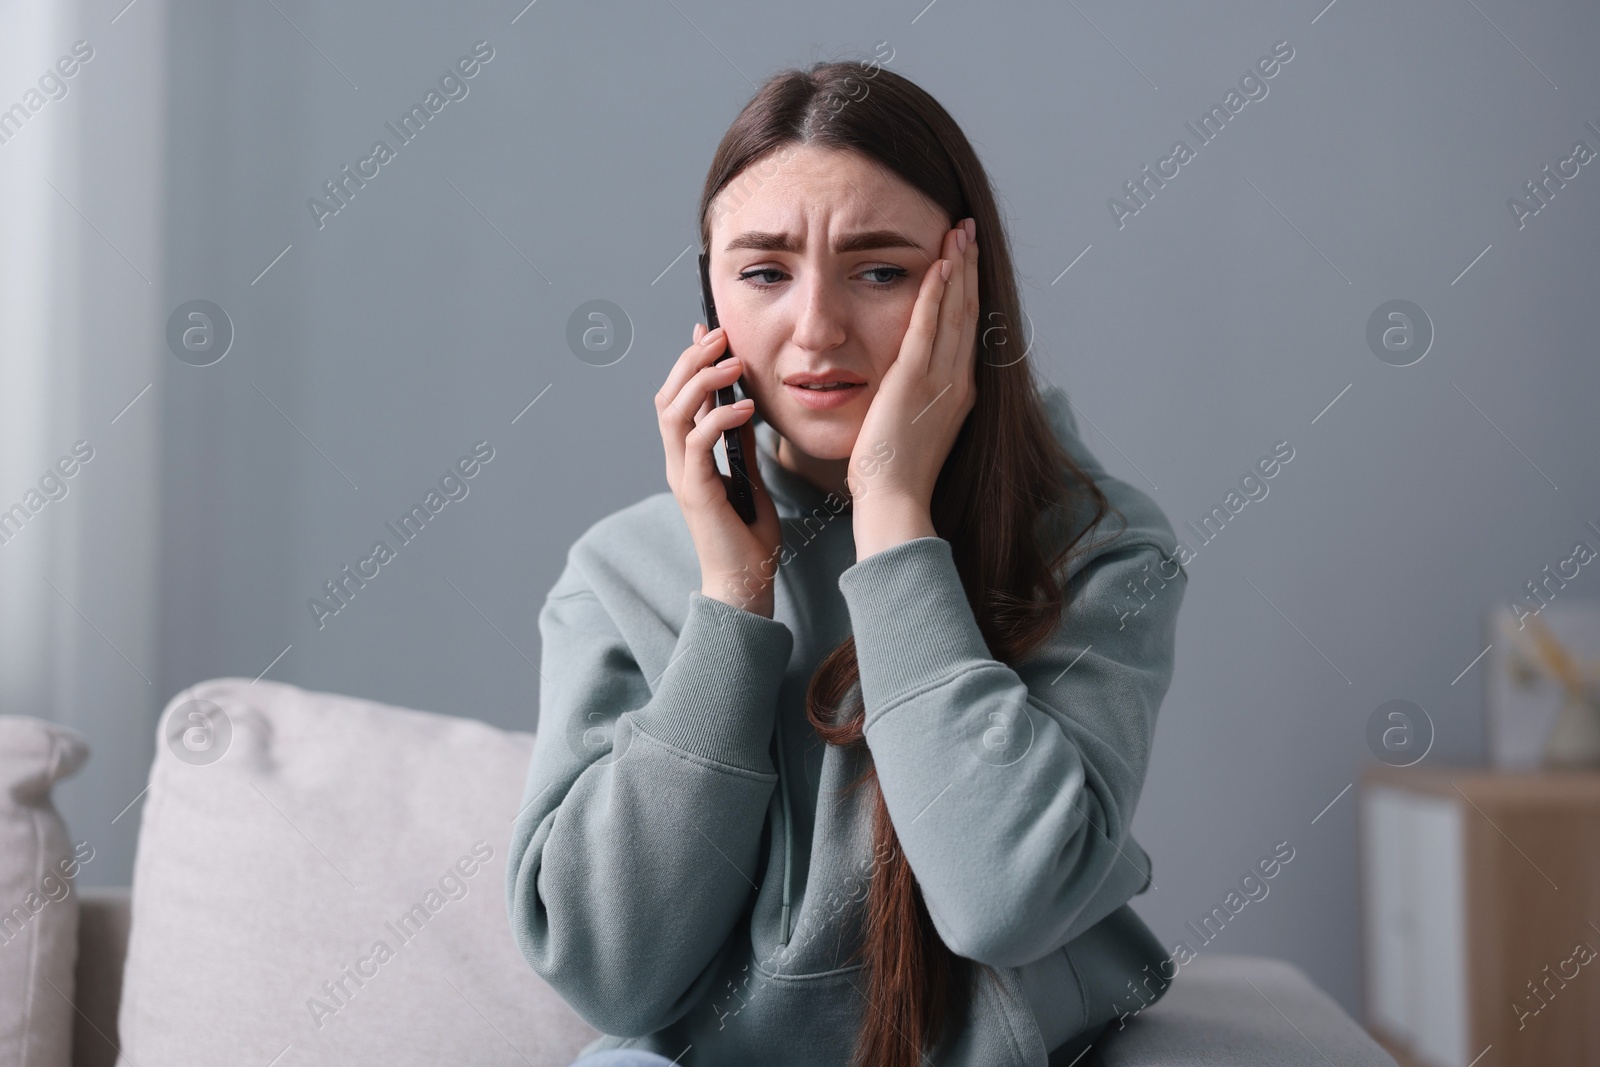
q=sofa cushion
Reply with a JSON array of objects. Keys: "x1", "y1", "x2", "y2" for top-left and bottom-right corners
[
  {"x1": 0, "y1": 715, "x2": 92, "y2": 1067},
  {"x1": 1096, "y1": 955, "x2": 1398, "y2": 1066},
  {"x1": 113, "y1": 678, "x2": 598, "y2": 1067}
]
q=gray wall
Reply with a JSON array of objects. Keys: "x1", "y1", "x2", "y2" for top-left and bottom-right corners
[{"x1": 64, "y1": 0, "x2": 1600, "y2": 1021}]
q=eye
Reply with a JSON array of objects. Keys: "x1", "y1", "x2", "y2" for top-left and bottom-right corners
[
  {"x1": 859, "y1": 266, "x2": 908, "y2": 289},
  {"x1": 736, "y1": 265, "x2": 912, "y2": 291},
  {"x1": 738, "y1": 268, "x2": 787, "y2": 288}
]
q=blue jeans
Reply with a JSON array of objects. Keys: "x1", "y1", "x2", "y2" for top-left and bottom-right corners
[{"x1": 570, "y1": 1030, "x2": 1104, "y2": 1065}]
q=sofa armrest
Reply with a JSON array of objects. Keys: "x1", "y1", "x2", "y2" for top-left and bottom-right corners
[
  {"x1": 1095, "y1": 955, "x2": 1397, "y2": 1066},
  {"x1": 71, "y1": 885, "x2": 131, "y2": 1067}
]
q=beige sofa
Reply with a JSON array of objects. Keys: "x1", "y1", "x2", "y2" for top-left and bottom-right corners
[{"x1": 3, "y1": 679, "x2": 1397, "y2": 1067}]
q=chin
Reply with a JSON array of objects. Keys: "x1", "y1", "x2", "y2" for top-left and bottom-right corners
[{"x1": 770, "y1": 414, "x2": 860, "y2": 462}]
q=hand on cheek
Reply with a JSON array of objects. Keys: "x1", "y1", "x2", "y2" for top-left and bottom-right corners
[{"x1": 850, "y1": 217, "x2": 979, "y2": 560}]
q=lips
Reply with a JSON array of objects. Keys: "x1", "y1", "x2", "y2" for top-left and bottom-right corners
[
  {"x1": 785, "y1": 380, "x2": 865, "y2": 409},
  {"x1": 784, "y1": 371, "x2": 868, "y2": 387},
  {"x1": 780, "y1": 369, "x2": 868, "y2": 409}
]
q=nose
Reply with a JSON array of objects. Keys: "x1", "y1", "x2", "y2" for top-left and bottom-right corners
[{"x1": 789, "y1": 269, "x2": 847, "y2": 353}]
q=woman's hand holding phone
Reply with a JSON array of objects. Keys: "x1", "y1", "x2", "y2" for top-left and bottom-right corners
[{"x1": 655, "y1": 322, "x2": 783, "y2": 618}]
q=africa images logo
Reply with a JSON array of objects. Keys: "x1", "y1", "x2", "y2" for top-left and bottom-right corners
[
  {"x1": 307, "y1": 41, "x2": 495, "y2": 230},
  {"x1": 1107, "y1": 39, "x2": 1295, "y2": 230},
  {"x1": 307, "y1": 441, "x2": 494, "y2": 629}
]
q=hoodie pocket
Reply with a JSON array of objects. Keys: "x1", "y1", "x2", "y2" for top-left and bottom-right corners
[{"x1": 675, "y1": 961, "x2": 868, "y2": 1066}]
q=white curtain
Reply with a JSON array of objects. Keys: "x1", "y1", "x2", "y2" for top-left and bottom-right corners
[
  {"x1": 0, "y1": 0, "x2": 167, "y2": 886},
  {"x1": 0, "y1": 1, "x2": 61, "y2": 728}
]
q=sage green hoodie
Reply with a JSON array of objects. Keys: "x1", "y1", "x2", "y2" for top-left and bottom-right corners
[{"x1": 506, "y1": 381, "x2": 1188, "y2": 1065}]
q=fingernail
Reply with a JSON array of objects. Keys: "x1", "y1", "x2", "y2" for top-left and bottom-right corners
[
  {"x1": 955, "y1": 228, "x2": 967, "y2": 253},
  {"x1": 939, "y1": 259, "x2": 952, "y2": 281},
  {"x1": 701, "y1": 326, "x2": 722, "y2": 345}
]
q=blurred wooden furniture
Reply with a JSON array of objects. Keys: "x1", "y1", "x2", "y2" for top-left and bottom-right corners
[{"x1": 1360, "y1": 764, "x2": 1600, "y2": 1066}]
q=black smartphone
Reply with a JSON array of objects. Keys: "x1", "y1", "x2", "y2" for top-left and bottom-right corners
[{"x1": 698, "y1": 250, "x2": 758, "y2": 525}]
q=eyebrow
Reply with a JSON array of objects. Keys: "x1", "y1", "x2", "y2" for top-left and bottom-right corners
[{"x1": 723, "y1": 229, "x2": 927, "y2": 255}]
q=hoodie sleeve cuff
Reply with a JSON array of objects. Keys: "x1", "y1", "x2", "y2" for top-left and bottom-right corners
[
  {"x1": 629, "y1": 591, "x2": 794, "y2": 774},
  {"x1": 837, "y1": 536, "x2": 993, "y2": 720}
]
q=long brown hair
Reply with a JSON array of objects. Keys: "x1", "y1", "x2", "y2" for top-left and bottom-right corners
[{"x1": 698, "y1": 60, "x2": 1126, "y2": 1067}]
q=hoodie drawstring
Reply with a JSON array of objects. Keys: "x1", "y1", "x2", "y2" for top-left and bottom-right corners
[
  {"x1": 755, "y1": 417, "x2": 795, "y2": 948},
  {"x1": 773, "y1": 717, "x2": 795, "y2": 946}
]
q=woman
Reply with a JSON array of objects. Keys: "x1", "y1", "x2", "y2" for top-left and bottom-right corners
[{"x1": 506, "y1": 60, "x2": 1188, "y2": 1067}]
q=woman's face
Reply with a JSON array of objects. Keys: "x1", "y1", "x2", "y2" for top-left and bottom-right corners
[{"x1": 705, "y1": 143, "x2": 951, "y2": 464}]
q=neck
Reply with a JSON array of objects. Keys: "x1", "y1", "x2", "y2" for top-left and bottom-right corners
[{"x1": 775, "y1": 434, "x2": 853, "y2": 503}]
